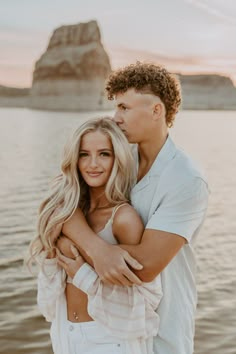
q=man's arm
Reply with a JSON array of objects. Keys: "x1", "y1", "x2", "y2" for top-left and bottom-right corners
[
  {"x1": 123, "y1": 177, "x2": 209, "y2": 282},
  {"x1": 120, "y1": 230, "x2": 185, "y2": 282},
  {"x1": 56, "y1": 210, "x2": 163, "y2": 340},
  {"x1": 62, "y1": 177, "x2": 208, "y2": 285},
  {"x1": 61, "y1": 208, "x2": 143, "y2": 285},
  {"x1": 60, "y1": 219, "x2": 185, "y2": 283}
]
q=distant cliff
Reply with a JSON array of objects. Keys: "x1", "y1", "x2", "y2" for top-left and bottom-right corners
[
  {"x1": 179, "y1": 74, "x2": 236, "y2": 110},
  {"x1": 30, "y1": 20, "x2": 113, "y2": 111},
  {"x1": 0, "y1": 20, "x2": 236, "y2": 111},
  {"x1": 0, "y1": 86, "x2": 29, "y2": 108}
]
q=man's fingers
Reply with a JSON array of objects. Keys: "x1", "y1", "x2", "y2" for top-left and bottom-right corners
[
  {"x1": 101, "y1": 270, "x2": 139, "y2": 286},
  {"x1": 124, "y1": 253, "x2": 143, "y2": 270},
  {"x1": 101, "y1": 270, "x2": 131, "y2": 286},
  {"x1": 98, "y1": 263, "x2": 140, "y2": 286},
  {"x1": 101, "y1": 277, "x2": 123, "y2": 286},
  {"x1": 123, "y1": 267, "x2": 143, "y2": 285},
  {"x1": 114, "y1": 274, "x2": 133, "y2": 286}
]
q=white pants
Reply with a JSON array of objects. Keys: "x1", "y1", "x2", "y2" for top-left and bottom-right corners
[{"x1": 51, "y1": 320, "x2": 154, "y2": 354}]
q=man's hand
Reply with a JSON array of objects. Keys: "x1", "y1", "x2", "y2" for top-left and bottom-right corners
[
  {"x1": 90, "y1": 240, "x2": 143, "y2": 286},
  {"x1": 58, "y1": 208, "x2": 143, "y2": 286}
]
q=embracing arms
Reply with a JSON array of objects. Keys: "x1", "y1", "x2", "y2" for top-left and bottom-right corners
[
  {"x1": 56, "y1": 204, "x2": 163, "y2": 339},
  {"x1": 61, "y1": 212, "x2": 185, "y2": 283},
  {"x1": 58, "y1": 177, "x2": 209, "y2": 284},
  {"x1": 59, "y1": 207, "x2": 144, "y2": 285}
]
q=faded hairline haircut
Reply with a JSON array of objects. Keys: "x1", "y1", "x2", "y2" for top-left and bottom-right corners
[
  {"x1": 27, "y1": 117, "x2": 136, "y2": 265},
  {"x1": 106, "y1": 61, "x2": 182, "y2": 127}
]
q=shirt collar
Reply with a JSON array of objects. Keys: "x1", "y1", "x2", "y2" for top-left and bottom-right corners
[
  {"x1": 132, "y1": 135, "x2": 177, "y2": 192},
  {"x1": 148, "y1": 135, "x2": 177, "y2": 177}
]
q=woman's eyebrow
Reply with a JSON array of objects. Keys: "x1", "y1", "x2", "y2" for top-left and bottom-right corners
[{"x1": 79, "y1": 148, "x2": 113, "y2": 152}]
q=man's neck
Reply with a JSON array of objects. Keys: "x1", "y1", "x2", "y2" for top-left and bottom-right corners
[{"x1": 137, "y1": 131, "x2": 168, "y2": 182}]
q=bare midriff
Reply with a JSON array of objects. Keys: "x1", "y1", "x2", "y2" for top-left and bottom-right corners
[{"x1": 66, "y1": 283, "x2": 93, "y2": 322}]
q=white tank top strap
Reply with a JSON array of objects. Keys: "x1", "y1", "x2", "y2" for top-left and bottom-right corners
[{"x1": 110, "y1": 203, "x2": 129, "y2": 223}]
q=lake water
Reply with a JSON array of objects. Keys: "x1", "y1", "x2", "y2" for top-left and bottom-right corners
[{"x1": 0, "y1": 108, "x2": 235, "y2": 354}]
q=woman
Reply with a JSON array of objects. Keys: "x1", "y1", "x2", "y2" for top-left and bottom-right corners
[{"x1": 28, "y1": 117, "x2": 162, "y2": 354}]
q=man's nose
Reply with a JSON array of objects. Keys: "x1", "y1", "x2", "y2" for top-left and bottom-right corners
[{"x1": 113, "y1": 111, "x2": 123, "y2": 124}]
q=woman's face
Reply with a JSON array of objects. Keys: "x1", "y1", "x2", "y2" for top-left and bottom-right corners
[{"x1": 78, "y1": 130, "x2": 115, "y2": 189}]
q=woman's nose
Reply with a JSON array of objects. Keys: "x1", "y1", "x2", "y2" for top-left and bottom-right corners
[{"x1": 89, "y1": 156, "x2": 98, "y2": 168}]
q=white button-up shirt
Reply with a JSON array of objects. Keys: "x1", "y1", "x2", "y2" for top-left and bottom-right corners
[{"x1": 131, "y1": 135, "x2": 209, "y2": 354}]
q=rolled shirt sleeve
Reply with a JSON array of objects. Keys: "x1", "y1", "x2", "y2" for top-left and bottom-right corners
[
  {"x1": 37, "y1": 257, "x2": 66, "y2": 322},
  {"x1": 73, "y1": 263, "x2": 162, "y2": 340}
]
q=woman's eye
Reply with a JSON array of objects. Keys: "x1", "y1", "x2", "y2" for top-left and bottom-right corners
[
  {"x1": 79, "y1": 152, "x2": 88, "y2": 158},
  {"x1": 100, "y1": 152, "x2": 110, "y2": 157}
]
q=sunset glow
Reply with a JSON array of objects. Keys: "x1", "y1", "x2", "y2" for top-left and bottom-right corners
[{"x1": 1, "y1": 0, "x2": 235, "y2": 87}]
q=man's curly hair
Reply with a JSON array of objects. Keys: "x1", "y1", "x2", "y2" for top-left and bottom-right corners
[{"x1": 106, "y1": 62, "x2": 182, "y2": 127}]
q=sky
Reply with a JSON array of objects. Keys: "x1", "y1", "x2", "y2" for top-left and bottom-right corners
[{"x1": 0, "y1": 0, "x2": 236, "y2": 87}]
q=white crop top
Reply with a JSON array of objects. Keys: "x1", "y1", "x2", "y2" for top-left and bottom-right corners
[
  {"x1": 67, "y1": 203, "x2": 127, "y2": 283},
  {"x1": 96, "y1": 203, "x2": 128, "y2": 245}
]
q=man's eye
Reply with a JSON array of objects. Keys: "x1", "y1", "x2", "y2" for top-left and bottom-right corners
[{"x1": 118, "y1": 105, "x2": 127, "y2": 111}]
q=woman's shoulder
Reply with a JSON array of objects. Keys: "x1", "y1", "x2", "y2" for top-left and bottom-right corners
[
  {"x1": 113, "y1": 202, "x2": 137, "y2": 217},
  {"x1": 112, "y1": 203, "x2": 144, "y2": 245}
]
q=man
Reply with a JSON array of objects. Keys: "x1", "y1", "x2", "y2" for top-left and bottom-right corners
[{"x1": 58, "y1": 62, "x2": 209, "y2": 353}]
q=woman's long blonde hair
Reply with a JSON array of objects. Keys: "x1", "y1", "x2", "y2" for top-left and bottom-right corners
[{"x1": 27, "y1": 117, "x2": 136, "y2": 263}]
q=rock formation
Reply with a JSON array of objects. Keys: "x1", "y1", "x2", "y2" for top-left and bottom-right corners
[
  {"x1": 179, "y1": 74, "x2": 236, "y2": 110},
  {"x1": 0, "y1": 86, "x2": 29, "y2": 108},
  {"x1": 30, "y1": 20, "x2": 113, "y2": 111},
  {"x1": 1, "y1": 20, "x2": 236, "y2": 111}
]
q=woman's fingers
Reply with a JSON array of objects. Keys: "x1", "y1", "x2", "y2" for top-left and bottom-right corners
[
  {"x1": 56, "y1": 249, "x2": 71, "y2": 265},
  {"x1": 56, "y1": 248, "x2": 85, "y2": 278},
  {"x1": 70, "y1": 245, "x2": 81, "y2": 259},
  {"x1": 56, "y1": 236, "x2": 75, "y2": 258}
]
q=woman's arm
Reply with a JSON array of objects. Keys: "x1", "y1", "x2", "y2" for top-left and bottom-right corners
[
  {"x1": 59, "y1": 208, "x2": 143, "y2": 285},
  {"x1": 57, "y1": 206, "x2": 163, "y2": 339},
  {"x1": 37, "y1": 256, "x2": 66, "y2": 322}
]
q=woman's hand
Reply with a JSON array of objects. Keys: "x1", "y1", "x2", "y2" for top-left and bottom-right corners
[
  {"x1": 56, "y1": 246, "x2": 85, "y2": 279},
  {"x1": 56, "y1": 234, "x2": 76, "y2": 258}
]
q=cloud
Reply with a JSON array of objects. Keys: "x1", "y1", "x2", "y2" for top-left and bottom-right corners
[{"x1": 184, "y1": 0, "x2": 236, "y2": 26}]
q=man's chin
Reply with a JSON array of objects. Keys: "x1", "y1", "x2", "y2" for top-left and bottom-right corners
[
  {"x1": 121, "y1": 130, "x2": 128, "y2": 137},
  {"x1": 122, "y1": 132, "x2": 131, "y2": 141},
  {"x1": 119, "y1": 129, "x2": 133, "y2": 143}
]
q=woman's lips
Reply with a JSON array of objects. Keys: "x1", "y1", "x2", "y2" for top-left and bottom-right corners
[{"x1": 87, "y1": 172, "x2": 103, "y2": 177}]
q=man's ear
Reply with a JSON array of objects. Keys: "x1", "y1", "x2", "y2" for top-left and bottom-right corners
[{"x1": 152, "y1": 102, "x2": 164, "y2": 121}]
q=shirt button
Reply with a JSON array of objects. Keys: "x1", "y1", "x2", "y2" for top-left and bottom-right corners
[{"x1": 69, "y1": 325, "x2": 74, "y2": 331}]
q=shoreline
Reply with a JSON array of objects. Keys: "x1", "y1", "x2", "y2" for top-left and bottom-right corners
[{"x1": 0, "y1": 97, "x2": 236, "y2": 111}]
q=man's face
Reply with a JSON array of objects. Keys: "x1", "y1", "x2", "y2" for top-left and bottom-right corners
[{"x1": 113, "y1": 88, "x2": 155, "y2": 144}]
